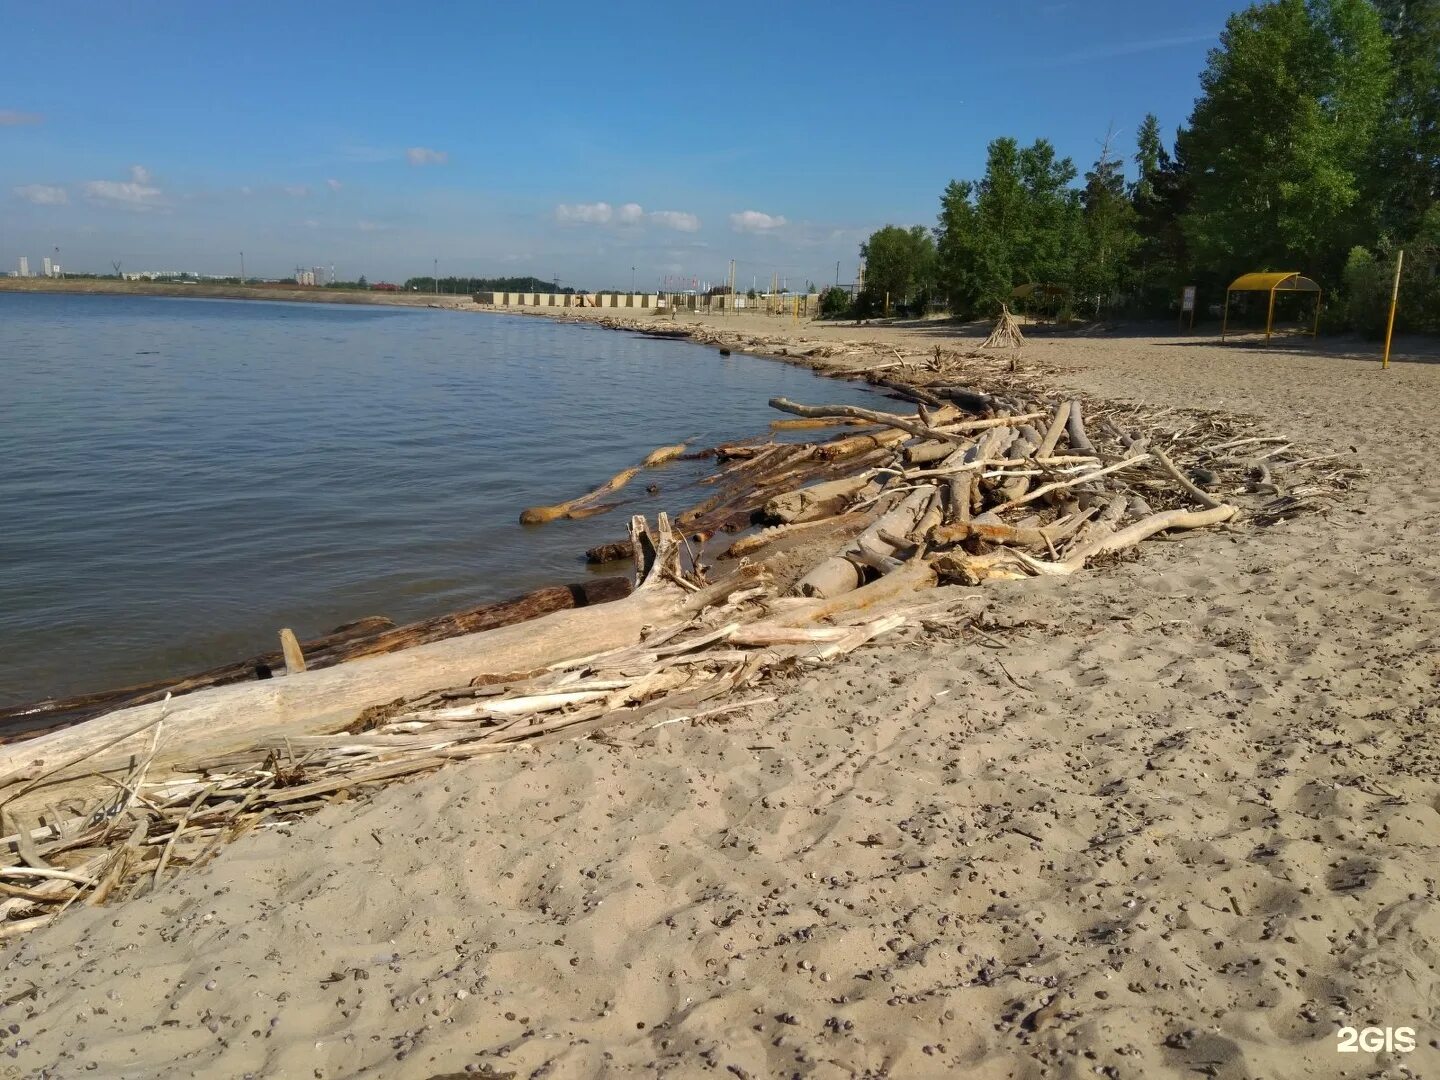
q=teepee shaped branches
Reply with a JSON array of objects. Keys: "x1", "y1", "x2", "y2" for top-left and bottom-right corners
[{"x1": 982, "y1": 304, "x2": 1026, "y2": 350}]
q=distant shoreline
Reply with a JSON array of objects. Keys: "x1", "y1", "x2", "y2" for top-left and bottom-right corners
[{"x1": 0, "y1": 276, "x2": 476, "y2": 310}]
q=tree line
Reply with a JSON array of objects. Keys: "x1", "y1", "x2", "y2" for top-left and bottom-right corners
[
  {"x1": 852, "y1": 0, "x2": 1438, "y2": 335},
  {"x1": 402, "y1": 276, "x2": 576, "y2": 294}
]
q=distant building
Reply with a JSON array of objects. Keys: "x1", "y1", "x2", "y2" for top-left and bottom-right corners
[
  {"x1": 17, "y1": 256, "x2": 29, "y2": 277},
  {"x1": 42, "y1": 257, "x2": 52, "y2": 277}
]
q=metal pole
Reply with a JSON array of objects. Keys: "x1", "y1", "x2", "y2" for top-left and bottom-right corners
[
  {"x1": 1382, "y1": 250, "x2": 1404, "y2": 369},
  {"x1": 240, "y1": 252, "x2": 245, "y2": 284},
  {"x1": 1264, "y1": 287, "x2": 1276, "y2": 345},
  {"x1": 433, "y1": 258, "x2": 438, "y2": 295}
]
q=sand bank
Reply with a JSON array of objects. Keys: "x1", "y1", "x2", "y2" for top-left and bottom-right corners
[{"x1": 1, "y1": 314, "x2": 1437, "y2": 1078}]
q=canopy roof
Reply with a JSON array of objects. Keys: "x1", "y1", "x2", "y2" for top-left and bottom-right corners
[{"x1": 1227, "y1": 272, "x2": 1321, "y2": 293}]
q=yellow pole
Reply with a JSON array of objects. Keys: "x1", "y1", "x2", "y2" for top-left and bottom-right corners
[
  {"x1": 1382, "y1": 249, "x2": 1404, "y2": 369},
  {"x1": 885, "y1": 291, "x2": 890, "y2": 317},
  {"x1": 1221, "y1": 290, "x2": 1230, "y2": 341},
  {"x1": 1312, "y1": 292, "x2": 1321, "y2": 338},
  {"x1": 1264, "y1": 286, "x2": 1276, "y2": 345}
]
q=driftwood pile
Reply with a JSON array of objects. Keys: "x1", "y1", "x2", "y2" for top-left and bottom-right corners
[
  {"x1": 982, "y1": 304, "x2": 1026, "y2": 350},
  {"x1": 0, "y1": 325, "x2": 1358, "y2": 939}
]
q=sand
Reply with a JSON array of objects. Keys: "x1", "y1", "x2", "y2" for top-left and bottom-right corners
[{"x1": 2, "y1": 316, "x2": 1438, "y2": 1079}]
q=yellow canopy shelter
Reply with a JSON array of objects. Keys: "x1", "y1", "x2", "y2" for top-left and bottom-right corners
[{"x1": 1222, "y1": 272, "x2": 1322, "y2": 343}]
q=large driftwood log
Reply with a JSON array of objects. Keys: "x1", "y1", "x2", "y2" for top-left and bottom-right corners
[
  {"x1": 0, "y1": 570, "x2": 699, "y2": 815},
  {"x1": 792, "y1": 487, "x2": 932, "y2": 599},
  {"x1": 520, "y1": 466, "x2": 638, "y2": 524},
  {"x1": 761, "y1": 474, "x2": 873, "y2": 525},
  {"x1": 0, "y1": 582, "x2": 632, "y2": 740}
]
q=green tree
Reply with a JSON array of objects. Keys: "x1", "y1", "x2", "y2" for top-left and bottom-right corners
[
  {"x1": 1179, "y1": 0, "x2": 1391, "y2": 278},
  {"x1": 819, "y1": 286, "x2": 852, "y2": 319},
  {"x1": 934, "y1": 137, "x2": 1081, "y2": 317},
  {"x1": 1373, "y1": 0, "x2": 1440, "y2": 237},
  {"x1": 859, "y1": 224, "x2": 936, "y2": 313},
  {"x1": 1129, "y1": 114, "x2": 1193, "y2": 311},
  {"x1": 1078, "y1": 131, "x2": 1140, "y2": 315},
  {"x1": 357, "y1": 274, "x2": 368, "y2": 288}
]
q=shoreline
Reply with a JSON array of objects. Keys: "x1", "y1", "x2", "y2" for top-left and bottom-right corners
[
  {"x1": 0, "y1": 276, "x2": 477, "y2": 309},
  {"x1": 2, "y1": 306, "x2": 1438, "y2": 1077}
]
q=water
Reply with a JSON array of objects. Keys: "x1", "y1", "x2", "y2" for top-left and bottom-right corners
[{"x1": 0, "y1": 292, "x2": 881, "y2": 708}]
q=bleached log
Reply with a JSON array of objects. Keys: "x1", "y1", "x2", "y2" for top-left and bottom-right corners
[
  {"x1": 719, "y1": 512, "x2": 866, "y2": 560},
  {"x1": 1066, "y1": 399, "x2": 1095, "y2": 454},
  {"x1": 762, "y1": 473, "x2": 874, "y2": 524},
  {"x1": 776, "y1": 559, "x2": 938, "y2": 625},
  {"x1": 641, "y1": 442, "x2": 688, "y2": 468},
  {"x1": 520, "y1": 466, "x2": 639, "y2": 524},
  {"x1": 1017, "y1": 504, "x2": 1238, "y2": 575},
  {"x1": 792, "y1": 487, "x2": 931, "y2": 599},
  {"x1": 1036, "y1": 400, "x2": 1072, "y2": 459}
]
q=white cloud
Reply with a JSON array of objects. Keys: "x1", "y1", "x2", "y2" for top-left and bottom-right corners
[
  {"x1": 13, "y1": 184, "x2": 67, "y2": 205},
  {"x1": 83, "y1": 166, "x2": 163, "y2": 211},
  {"x1": 557, "y1": 201, "x2": 701, "y2": 232},
  {"x1": 357, "y1": 219, "x2": 389, "y2": 232},
  {"x1": 649, "y1": 209, "x2": 701, "y2": 232},
  {"x1": 239, "y1": 185, "x2": 254, "y2": 196},
  {"x1": 326, "y1": 178, "x2": 343, "y2": 191},
  {"x1": 282, "y1": 184, "x2": 310, "y2": 197},
  {"x1": 303, "y1": 218, "x2": 320, "y2": 229},
  {"x1": 556, "y1": 201, "x2": 614, "y2": 225},
  {"x1": 730, "y1": 210, "x2": 787, "y2": 233},
  {"x1": 0, "y1": 110, "x2": 42, "y2": 126},
  {"x1": 405, "y1": 146, "x2": 448, "y2": 166}
]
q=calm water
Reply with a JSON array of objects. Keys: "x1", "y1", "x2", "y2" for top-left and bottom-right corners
[{"x1": 0, "y1": 292, "x2": 880, "y2": 708}]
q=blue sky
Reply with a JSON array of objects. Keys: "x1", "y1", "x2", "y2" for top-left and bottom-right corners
[{"x1": 2, "y1": 1, "x2": 1246, "y2": 289}]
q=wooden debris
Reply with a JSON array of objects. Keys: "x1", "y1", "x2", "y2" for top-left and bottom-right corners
[
  {"x1": 982, "y1": 305, "x2": 1026, "y2": 350},
  {"x1": 0, "y1": 316, "x2": 1354, "y2": 941}
]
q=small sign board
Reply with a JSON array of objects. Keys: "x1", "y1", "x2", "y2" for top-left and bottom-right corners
[{"x1": 1181, "y1": 285, "x2": 1197, "y2": 312}]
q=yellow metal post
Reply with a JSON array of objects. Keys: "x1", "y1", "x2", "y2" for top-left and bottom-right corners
[
  {"x1": 1312, "y1": 292, "x2": 1322, "y2": 338},
  {"x1": 1382, "y1": 250, "x2": 1404, "y2": 369},
  {"x1": 1264, "y1": 286, "x2": 1277, "y2": 345},
  {"x1": 1221, "y1": 290, "x2": 1231, "y2": 341}
]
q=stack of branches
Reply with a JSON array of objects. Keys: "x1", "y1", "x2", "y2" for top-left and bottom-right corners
[
  {"x1": 740, "y1": 391, "x2": 1356, "y2": 594},
  {"x1": 981, "y1": 304, "x2": 1026, "y2": 350}
]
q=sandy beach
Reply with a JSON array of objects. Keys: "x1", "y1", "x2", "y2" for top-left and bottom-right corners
[{"x1": 2, "y1": 312, "x2": 1437, "y2": 1078}]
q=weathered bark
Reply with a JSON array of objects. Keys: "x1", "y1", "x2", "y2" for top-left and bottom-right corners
[
  {"x1": 586, "y1": 540, "x2": 635, "y2": 564},
  {"x1": 761, "y1": 474, "x2": 873, "y2": 525},
  {"x1": 0, "y1": 582, "x2": 632, "y2": 741},
  {"x1": 1066, "y1": 399, "x2": 1095, "y2": 454},
  {"x1": 520, "y1": 466, "x2": 639, "y2": 524},
  {"x1": 0, "y1": 572, "x2": 690, "y2": 814},
  {"x1": 641, "y1": 443, "x2": 688, "y2": 468}
]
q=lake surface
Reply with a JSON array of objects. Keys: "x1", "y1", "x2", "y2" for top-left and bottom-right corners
[{"x1": 0, "y1": 293, "x2": 880, "y2": 708}]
